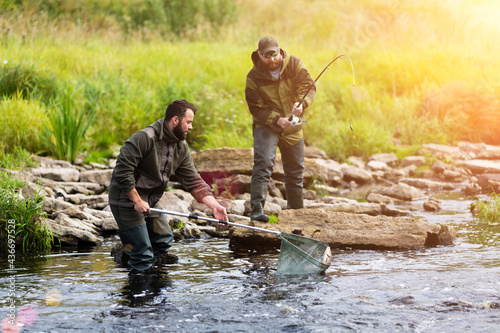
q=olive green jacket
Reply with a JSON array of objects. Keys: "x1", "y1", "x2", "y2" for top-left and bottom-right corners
[
  {"x1": 245, "y1": 48, "x2": 316, "y2": 146},
  {"x1": 108, "y1": 118, "x2": 213, "y2": 208}
]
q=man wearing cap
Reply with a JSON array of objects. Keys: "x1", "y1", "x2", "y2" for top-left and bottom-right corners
[{"x1": 245, "y1": 36, "x2": 316, "y2": 222}]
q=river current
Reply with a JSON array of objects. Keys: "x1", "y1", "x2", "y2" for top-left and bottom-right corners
[{"x1": 1, "y1": 191, "x2": 499, "y2": 332}]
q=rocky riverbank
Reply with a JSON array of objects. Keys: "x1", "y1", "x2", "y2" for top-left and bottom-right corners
[{"x1": 12, "y1": 142, "x2": 500, "y2": 251}]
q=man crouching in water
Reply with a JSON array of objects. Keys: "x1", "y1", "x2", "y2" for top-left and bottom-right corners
[{"x1": 108, "y1": 99, "x2": 228, "y2": 273}]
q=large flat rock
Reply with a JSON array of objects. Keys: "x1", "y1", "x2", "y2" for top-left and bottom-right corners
[{"x1": 229, "y1": 208, "x2": 457, "y2": 251}]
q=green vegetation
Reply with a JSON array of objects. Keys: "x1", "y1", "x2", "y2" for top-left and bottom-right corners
[
  {"x1": 469, "y1": 193, "x2": 500, "y2": 245},
  {"x1": 473, "y1": 193, "x2": 500, "y2": 224},
  {"x1": 0, "y1": 153, "x2": 53, "y2": 252},
  {"x1": 2, "y1": 0, "x2": 500, "y2": 164},
  {"x1": 2, "y1": 0, "x2": 500, "y2": 248}
]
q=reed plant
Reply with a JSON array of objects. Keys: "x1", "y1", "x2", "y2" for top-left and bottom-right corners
[{"x1": 41, "y1": 85, "x2": 97, "y2": 164}]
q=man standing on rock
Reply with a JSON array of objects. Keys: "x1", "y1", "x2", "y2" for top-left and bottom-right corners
[
  {"x1": 245, "y1": 36, "x2": 316, "y2": 222},
  {"x1": 108, "y1": 99, "x2": 228, "y2": 273}
]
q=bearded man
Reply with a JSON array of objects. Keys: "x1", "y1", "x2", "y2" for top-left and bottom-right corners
[
  {"x1": 108, "y1": 99, "x2": 228, "y2": 273},
  {"x1": 245, "y1": 36, "x2": 316, "y2": 222}
]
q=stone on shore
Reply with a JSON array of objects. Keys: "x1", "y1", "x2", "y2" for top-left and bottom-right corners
[{"x1": 229, "y1": 208, "x2": 457, "y2": 251}]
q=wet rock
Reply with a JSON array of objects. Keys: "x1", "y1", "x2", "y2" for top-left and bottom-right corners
[
  {"x1": 53, "y1": 213, "x2": 100, "y2": 235},
  {"x1": 423, "y1": 199, "x2": 441, "y2": 212},
  {"x1": 43, "y1": 218, "x2": 102, "y2": 246}
]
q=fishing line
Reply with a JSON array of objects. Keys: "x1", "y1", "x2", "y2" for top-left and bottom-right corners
[{"x1": 289, "y1": 54, "x2": 356, "y2": 126}]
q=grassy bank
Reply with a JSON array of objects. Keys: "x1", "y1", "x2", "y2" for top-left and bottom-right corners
[{"x1": 1, "y1": 0, "x2": 500, "y2": 164}]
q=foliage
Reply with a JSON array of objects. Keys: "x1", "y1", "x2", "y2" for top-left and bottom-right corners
[
  {"x1": 269, "y1": 215, "x2": 278, "y2": 225},
  {"x1": 0, "y1": 60, "x2": 57, "y2": 102},
  {"x1": 0, "y1": 169, "x2": 53, "y2": 252},
  {"x1": 473, "y1": 193, "x2": 500, "y2": 224},
  {"x1": 40, "y1": 85, "x2": 97, "y2": 163},
  {"x1": 1, "y1": 0, "x2": 500, "y2": 164},
  {"x1": 0, "y1": 95, "x2": 48, "y2": 154}
]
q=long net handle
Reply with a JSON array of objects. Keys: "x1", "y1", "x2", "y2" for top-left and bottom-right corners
[{"x1": 149, "y1": 208, "x2": 281, "y2": 236}]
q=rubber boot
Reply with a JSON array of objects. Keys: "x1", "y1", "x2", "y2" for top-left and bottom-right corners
[
  {"x1": 286, "y1": 188, "x2": 304, "y2": 209},
  {"x1": 146, "y1": 214, "x2": 174, "y2": 263},
  {"x1": 250, "y1": 182, "x2": 269, "y2": 220},
  {"x1": 118, "y1": 224, "x2": 155, "y2": 272}
]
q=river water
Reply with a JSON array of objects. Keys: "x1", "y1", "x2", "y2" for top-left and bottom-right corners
[{"x1": 1, "y1": 191, "x2": 499, "y2": 332}]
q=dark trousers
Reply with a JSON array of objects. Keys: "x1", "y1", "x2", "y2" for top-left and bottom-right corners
[
  {"x1": 251, "y1": 126, "x2": 304, "y2": 217},
  {"x1": 110, "y1": 204, "x2": 174, "y2": 272}
]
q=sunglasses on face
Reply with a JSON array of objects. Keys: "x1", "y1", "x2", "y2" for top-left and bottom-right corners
[{"x1": 262, "y1": 50, "x2": 279, "y2": 58}]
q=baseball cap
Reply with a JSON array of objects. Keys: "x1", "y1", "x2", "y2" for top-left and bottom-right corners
[{"x1": 258, "y1": 36, "x2": 279, "y2": 54}]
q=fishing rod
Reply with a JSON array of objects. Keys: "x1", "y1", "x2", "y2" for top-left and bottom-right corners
[{"x1": 289, "y1": 54, "x2": 356, "y2": 126}]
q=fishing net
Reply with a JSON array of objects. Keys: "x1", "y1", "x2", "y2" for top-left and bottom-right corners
[{"x1": 276, "y1": 233, "x2": 332, "y2": 275}]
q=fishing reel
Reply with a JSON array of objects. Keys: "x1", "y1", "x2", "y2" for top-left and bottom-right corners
[{"x1": 290, "y1": 114, "x2": 306, "y2": 126}]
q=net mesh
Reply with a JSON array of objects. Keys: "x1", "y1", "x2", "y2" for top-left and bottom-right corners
[{"x1": 276, "y1": 232, "x2": 331, "y2": 275}]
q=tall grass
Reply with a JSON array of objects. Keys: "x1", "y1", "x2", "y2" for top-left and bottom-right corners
[
  {"x1": 0, "y1": 60, "x2": 57, "y2": 102},
  {"x1": 41, "y1": 85, "x2": 97, "y2": 163},
  {"x1": 0, "y1": 95, "x2": 48, "y2": 154},
  {"x1": 1, "y1": 0, "x2": 500, "y2": 163}
]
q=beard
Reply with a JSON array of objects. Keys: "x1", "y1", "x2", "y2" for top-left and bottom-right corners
[
  {"x1": 173, "y1": 123, "x2": 187, "y2": 140},
  {"x1": 265, "y1": 55, "x2": 282, "y2": 71}
]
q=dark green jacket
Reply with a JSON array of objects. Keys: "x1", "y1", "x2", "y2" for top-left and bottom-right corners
[
  {"x1": 108, "y1": 118, "x2": 213, "y2": 208},
  {"x1": 245, "y1": 48, "x2": 316, "y2": 145}
]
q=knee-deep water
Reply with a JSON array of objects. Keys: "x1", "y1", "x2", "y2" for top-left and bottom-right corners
[{"x1": 1, "y1": 192, "x2": 499, "y2": 332}]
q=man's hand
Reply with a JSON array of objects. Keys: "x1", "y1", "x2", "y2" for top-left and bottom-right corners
[
  {"x1": 133, "y1": 200, "x2": 150, "y2": 214},
  {"x1": 292, "y1": 102, "x2": 303, "y2": 117},
  {"x1": 212, "y1": 205, "x2": 228, "y2": 223},
  {"x1": 202, "y1": 195, "x2": 228, "y2": 222},
  {"x1": 126, "y1": 189, "x2": 150, "y2": 214},
  {"x1": 277, "y1": 117, "x2": 292, "y2": 129}
]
